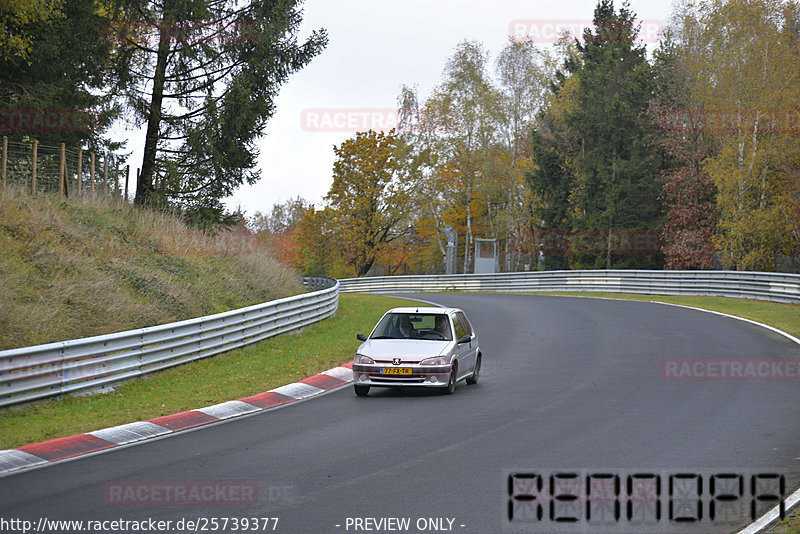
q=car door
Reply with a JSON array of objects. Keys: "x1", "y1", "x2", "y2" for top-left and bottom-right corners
[
  {"x1": 460, "y1": 312, "x2": 479, "y2": 374},
  {"x1": 453, "y1": 312, "x2": 475, "y2": 378}
]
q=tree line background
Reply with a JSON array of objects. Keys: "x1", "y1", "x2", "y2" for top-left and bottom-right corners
[
  {"x1": 253, "y1": 0, "x2": 800, "y2": 277},
  {"x1": 3, "y1": 0, "x2": 798, "y2": 277}
]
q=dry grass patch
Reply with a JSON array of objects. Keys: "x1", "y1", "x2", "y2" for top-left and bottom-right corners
[{"x1": 0, "y1": 186, "x2": 301, "y2": 350}]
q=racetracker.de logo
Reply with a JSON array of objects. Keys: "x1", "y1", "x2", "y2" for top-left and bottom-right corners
[
  {"x1": 509, "y1": 19, "x2": 663, "y2": 43},
  {"x1": 661, "y1": 358, "x2": 800, "y2": 380},
  {"x1": 538, "y1": 230, "x2": 660, "y2": 255},
  {"x1": 104, "y1": 482, "x2": 258, "y2": 505},
  {"x1": 0, "y1": 109, "x2": 101, "y2": 134},
  {"x1": 300, "y1": 109, "x2": 401, "y2": 133}
]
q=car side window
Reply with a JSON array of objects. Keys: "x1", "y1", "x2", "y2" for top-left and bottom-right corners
[
  {"x1": 452, "y1": 314, "x2": 466, "y2": 340},
  {"x1": 456, "y1": 312, "x2": 472, "y2": 337}
]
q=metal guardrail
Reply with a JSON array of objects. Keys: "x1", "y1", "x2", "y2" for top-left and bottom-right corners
[
  {"x1": 338, "y1": 270, "x2": 800, "y2": 304},
  {"x1": 0, "y1": 278, "x2": 339, "y2": 408},
  {"x1": 302, "y1": 276, "x2": 338, "y2": 291}
]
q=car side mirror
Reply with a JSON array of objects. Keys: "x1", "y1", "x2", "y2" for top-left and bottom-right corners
[
  {"x1": 356, "y1": 333, "x2": 367, "y2": 342},
  {"x1": 457, "y1": 335, "x2": 471, "y2": 344}
]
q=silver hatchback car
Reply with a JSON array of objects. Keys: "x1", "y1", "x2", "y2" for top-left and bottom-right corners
[{"x1": 352, "y1": 307, "x2": 481, "y2": 396}]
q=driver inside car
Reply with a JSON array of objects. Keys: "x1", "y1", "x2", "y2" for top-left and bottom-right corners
[
  {"x1": 393, "y1": 314, "x2": 414, "y2": 338},
  {"x1": 434, "y1": 315, "x2": 452, "y2": 341}
]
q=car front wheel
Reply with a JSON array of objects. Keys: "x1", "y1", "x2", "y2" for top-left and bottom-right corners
[
  {"x1": 354, "y1": 385, "x2": 370, "y2": 397},
  {"x1": 443, "y1": 362, "x2": 457, "y2": 394}
]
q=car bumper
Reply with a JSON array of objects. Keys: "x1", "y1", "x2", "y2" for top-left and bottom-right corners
[{"x1": 352, "y1": 363, "x2": 451, "y2": 388}]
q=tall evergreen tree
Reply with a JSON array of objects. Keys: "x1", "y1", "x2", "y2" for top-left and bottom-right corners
[
  {"x1": 526, "y1": 35, "x2": 582, "y2": 270},
  {"x1": 527, "y1": 127, "x2": 572, "y2": 269},
  {"x1": 109, "y1": 0, "x2": 327, "y2": 224},
  {"x1": 565, "y1": 0, "x2": 663, "y2": 268}
]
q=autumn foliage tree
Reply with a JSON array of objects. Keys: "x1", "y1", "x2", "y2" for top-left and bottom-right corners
[
  {"x1": 325, "y1": 130, "x2": 412, "y2": 276},
  {"x1": 294, "y1": 206, "x2": 346, "y2": 277},
  {"x1": 648, "y1": 32, "x2": 716, "y2": 269},
  {"x1": 249, "y1": 197, "x2": 309, "y2": 269},
  {"x1": 435, "y1": 40, "x2": 499, "y2": 272},
  {"x1": 281, "y1": 0, "x2": 800, "y2": 277},
  {"x1": 397, "y1": 39, "x2": 551, "y2": 273},
  {"x1": 494, "y1": 39, "x2": 554, "y2": 270},
  {"x1": 657, "y1": 128, "x2": 717, "y2": 269},
  {"x1": 0, "y1": 0, "x2": 64, "y2": 60},
  {"x1": 671, "y1": 0, "x2": 800, "y2": 270}
]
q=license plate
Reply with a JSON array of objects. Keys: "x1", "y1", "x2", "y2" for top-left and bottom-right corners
[{"x1": 380, "y1": 367, "x2": 411, "y2": 375}]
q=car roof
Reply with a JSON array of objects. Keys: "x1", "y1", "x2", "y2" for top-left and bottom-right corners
[{"x1": 385, "y1": 307, "x2": 461, "y2": 314}]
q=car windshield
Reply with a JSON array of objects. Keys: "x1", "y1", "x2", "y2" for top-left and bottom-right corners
[{"x1": 370, "y1": 313, "x2": 452, "y2": 341}]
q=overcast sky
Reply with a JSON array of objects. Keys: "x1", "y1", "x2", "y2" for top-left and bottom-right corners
[{"x1": 119, "y1": 0, "x2": 675, "y2": 217}]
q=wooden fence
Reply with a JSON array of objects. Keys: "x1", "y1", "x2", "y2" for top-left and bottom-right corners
[{"x1": 0, "y1": 136, "x2": 133, "y2": 201}]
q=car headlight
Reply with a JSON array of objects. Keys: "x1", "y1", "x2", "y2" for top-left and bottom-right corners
[
  {"x1": 420, "y1": 356, "x2": 447, "y2": 366},
  {"x1": 354, "y1": 354, "x2": 374, "y2": 365}
]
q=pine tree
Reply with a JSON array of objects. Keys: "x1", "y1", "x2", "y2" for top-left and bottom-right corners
[
  {"x1": 565, "y1": 0, "x2": 663, "y2": 269},
  {"x1": 109, "y1": 0, "x2": 327, "y2": 224}
]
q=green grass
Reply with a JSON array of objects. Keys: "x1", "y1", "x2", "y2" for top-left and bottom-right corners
[
  {"x1": 773, "y1": 512, "x2": 800, "y2": 533},
  {"x1": 0, "y1": 294, "x2": 425, "y2": 449},
  {"x1": 532, "y1": 292, "x2": 800, "y2": 339}
]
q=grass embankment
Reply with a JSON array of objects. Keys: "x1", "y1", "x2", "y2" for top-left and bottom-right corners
[
  {"x1": 775, "y1": 513, "x2": 800, "y2": 533},
  {"x1": 0, "y1": 186, "x2": 301, "y2": 350},
  {"x1": 0, "y1": 294, "x2": 424, "y2": 449}
]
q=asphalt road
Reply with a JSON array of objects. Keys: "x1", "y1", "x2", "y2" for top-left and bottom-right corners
[{"x1": 2, "y1": 294, "x2": 800, "y2": 534}]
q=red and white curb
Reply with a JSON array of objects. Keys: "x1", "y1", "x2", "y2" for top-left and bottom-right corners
[{"x1": 0, "y1": 362, "x2": 354, "y2": 477}]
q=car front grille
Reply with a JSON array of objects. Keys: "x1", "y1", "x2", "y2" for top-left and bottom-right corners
[{"x1": 368, "y1": 374, "x2": 427, "y2": 383}]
